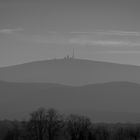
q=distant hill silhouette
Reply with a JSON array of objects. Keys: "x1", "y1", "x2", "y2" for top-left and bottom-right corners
[
  {"x1": 0, "y1": 59, "x2": 140, "y2": 85},
  {"x1": 1, "y1": 81, "x2": 140, "y2": 122}
]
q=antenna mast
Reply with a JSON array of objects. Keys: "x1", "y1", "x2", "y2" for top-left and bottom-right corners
[{"x1": 72, "y1": 48, "x2": 75, "y2": 59}]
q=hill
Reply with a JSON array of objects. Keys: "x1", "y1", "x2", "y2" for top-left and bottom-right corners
[
  {"x1": 0, "y1": 81, "x2": 140, "y2": 122},
  {"x1": 0, "y1": 59, "x2": 140, "y2": 85}
]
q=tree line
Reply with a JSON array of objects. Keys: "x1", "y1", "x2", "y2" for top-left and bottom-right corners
[{"x1": 3, "y1": 108, "x2": 140, "y2": 140}]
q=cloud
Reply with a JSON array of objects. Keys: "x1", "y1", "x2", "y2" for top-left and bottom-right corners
[
  {"x1": 70, "y1": 30, "x2": 140, "y2": 36},
  {"x1": 105, "y1": 31, "x2": 140, "y2": 36},
  {"x1": 29, "y1": 35, "x2": 140, "y2": 48},
  {"x1": 69, "y1": 38, "x2": 140, "y2": 47},
  {"x1": 0, "y1": 28, "x2": 23, "y2": 34},
  {"x1": 95, "y1": 51, "x2": 140, "y2": 54},
  {"x1": 23, "y1": 30, "x2": 140, "y2": 48}
]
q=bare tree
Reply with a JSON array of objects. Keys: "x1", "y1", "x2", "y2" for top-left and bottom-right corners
[
  {"x1": 45, "y1": 108, "x2": 64, "y2": 140},
  {"x1": 114, "y1": 127, "x2": 128, "y2": 140},
  {"x1": 27, "y1": 108, "x2": 47, "y2": 140},
  {"x1": 126, "y1": 126, "x2": 140, "y2": 140},
  {"x1": 93, "y1": 126, "x2": 110, "y2": 140},
  {"x1": 4, "y1": 121, "x2": 22, "y2": 140},
  {"x1": 66, "y1": 114, "x2": 91, "y2": 140}
]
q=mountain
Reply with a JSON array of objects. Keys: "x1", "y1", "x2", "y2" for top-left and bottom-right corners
[
  {"x1": 0, "y1": 59, "x2": 140, "y2": 85},
  {"x1": 1, "y1": 81, "x2": 140, "y2": 122}
]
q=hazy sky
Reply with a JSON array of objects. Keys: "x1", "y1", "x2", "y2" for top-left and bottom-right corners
[{"x1": 1, "y1": 0, "x2": 140, "y2": 66}]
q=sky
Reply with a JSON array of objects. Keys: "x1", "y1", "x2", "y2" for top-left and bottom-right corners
[{"x1": 1, "y1": 0, "x2": 140, "y2": 66}]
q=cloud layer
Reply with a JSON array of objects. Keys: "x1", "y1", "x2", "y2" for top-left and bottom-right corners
[
  {"x1": 70, "y1": 30, "x2": 140, "y2": 37},
  {"x1": 0, "y1": 28, "x2": 23, "y2": 34},
  {"x1": 69, "y1": 39, "x2": 136, "y2": 46},
  {"x1": 41, "y1": 30, "x2": 140, "y2": 47}
]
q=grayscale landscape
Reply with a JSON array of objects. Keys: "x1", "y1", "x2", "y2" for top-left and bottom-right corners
[{"x1": 1, "y1": 0, "x2": 140, "y2": 140}]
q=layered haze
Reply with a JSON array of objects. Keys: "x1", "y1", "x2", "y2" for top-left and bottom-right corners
[
  {"x1": 0, "y1": 80, "x2": 140, "y2": 122},
  {"x1": 0, "y1": 59, "x2": 140, "y2": 122},
  {"x1": 1, "y1": 0, "x2": 140, "y2": 122}
]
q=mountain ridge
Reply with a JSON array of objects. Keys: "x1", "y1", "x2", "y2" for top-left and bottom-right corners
[
  {"x1": 0, "y1": 58, "x2": 140, "y2": 85},
  {"x1": 0, "y1": 81, "x2": 140, "y2": 122}
]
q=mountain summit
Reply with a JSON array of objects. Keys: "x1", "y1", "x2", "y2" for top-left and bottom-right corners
[{"x1": 0, "y1": 58, "x2": 140, "y2": 85}]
